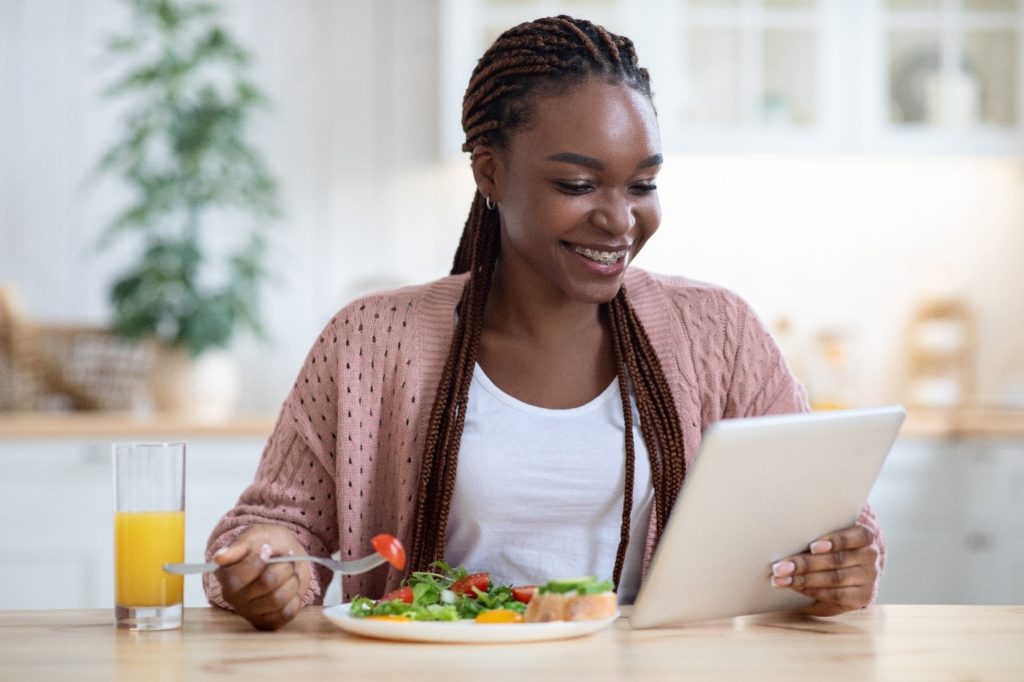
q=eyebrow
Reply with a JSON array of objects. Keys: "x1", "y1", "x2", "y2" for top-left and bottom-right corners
[{"x1": 546, "y1": 152, "x2": 663, "y2": 171}]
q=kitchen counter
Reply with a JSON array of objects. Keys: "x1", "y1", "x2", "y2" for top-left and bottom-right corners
[
  {"x1": 0, "y1": 411, "x2": 275, "y2": 438},
  {"x1": 0, "y1": 606, "x2": 1020, "y2": 680},
  {"x1": 900, "y1": 406, "x2": 1024, "y2": 438},
  {"x1": 2, "y1": 407, "x2": 1023, "y2": 440}
]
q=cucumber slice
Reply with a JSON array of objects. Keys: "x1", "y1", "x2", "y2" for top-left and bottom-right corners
[{"x1": 539, "y1": 576, "x2": 613, "y2": 594}]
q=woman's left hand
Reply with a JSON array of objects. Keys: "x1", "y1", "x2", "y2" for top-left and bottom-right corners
[{"x1": 769, "y1": 522, "x2": 881, "y2": 616}]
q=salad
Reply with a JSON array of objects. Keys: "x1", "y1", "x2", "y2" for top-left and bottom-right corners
[{"x1": 349, "y1": 562, "x2": 537, "y2": 623}]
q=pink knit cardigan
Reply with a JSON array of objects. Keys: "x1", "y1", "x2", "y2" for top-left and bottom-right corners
[{"x1": 204, "y1": 268, "x2": 884, "y2": 607}]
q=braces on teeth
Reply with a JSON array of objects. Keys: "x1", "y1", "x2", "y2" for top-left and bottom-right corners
[{"x1": 574, "y1": 246, "x2": 626, "y2": 265}]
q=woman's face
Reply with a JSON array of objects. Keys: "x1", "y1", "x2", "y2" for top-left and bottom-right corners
[{"x1": 483, "y1": 78, "x2": 662, "y2": 306}]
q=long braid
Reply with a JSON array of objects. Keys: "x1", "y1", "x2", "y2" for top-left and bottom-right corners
[
  {"x1": 409, "y1": 15, "x2": 686, "y2": 587},
  {"x1": 609, "y1": 292, "x2": 687, "y2": 540},
  {"x1": 409, "y1": 194, "x2": 499, "y2": 568},
  {"x1": 607, "y1": 303, "x2": 636, "y2": 587}
]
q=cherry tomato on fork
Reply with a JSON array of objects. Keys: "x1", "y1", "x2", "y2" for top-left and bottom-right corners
[{"x1": 371, "y1": 533, "x2": 406, "y2": 570}]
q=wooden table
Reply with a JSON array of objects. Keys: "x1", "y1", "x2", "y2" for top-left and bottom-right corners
[
  {"x1": 2, "y1": 407, "x2": 1023, "y2": 441},
  {"x1": 1, "y1": 606, "x2": 1021, "y2": 680}
]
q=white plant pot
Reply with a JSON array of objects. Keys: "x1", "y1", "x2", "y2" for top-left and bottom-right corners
[{"x1": 149, "y1": 346, "x2": 240, "y2": 422}]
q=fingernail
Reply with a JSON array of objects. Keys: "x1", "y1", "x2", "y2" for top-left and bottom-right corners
[
  {"x1": 259, "y1": 543, "x2": 272, "y2": 561},
  {"x1": 772, "y1": 576, "x2": 793, "y2": 588},
  {"x1": 810, "y1": 540, "x2": 833, "y2": 554},
  {"x1": 771, "y1": 560, "x2": 796, "y2": 577},
  {"x1": 213, "y1": 547, "x2": 228, "y2": 557}
]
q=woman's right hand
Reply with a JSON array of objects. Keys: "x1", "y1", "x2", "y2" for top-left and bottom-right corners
[{"x1": 212, "y1": 524, "x2": 313, "y2": 631}]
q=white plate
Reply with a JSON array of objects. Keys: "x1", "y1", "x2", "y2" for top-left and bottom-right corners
[{"x1": 322, "y1": 603, "x2": 620, "y2": 644}]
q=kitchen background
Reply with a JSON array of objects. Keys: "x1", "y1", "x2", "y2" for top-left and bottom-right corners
[{"x1": 1, "y1": 0, "x2": 1022, "y2": 609}]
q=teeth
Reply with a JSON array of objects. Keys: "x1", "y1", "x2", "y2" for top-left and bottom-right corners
[{"x1": 573, "y1": 246, "x2": 627, "y2": 265}]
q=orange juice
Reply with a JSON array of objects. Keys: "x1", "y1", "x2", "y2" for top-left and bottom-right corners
[{"x1": 114, "y1": 511, "x2": 185, "y2": 607}]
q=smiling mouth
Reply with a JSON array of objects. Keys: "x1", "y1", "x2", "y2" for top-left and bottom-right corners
[{"x1": 570, "y1": 244, "x2": 629, "y2": 265}]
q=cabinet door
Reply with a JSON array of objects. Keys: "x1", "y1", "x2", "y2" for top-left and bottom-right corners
[
  {"x1": 0, "y1": 439, "x2": 265, "y2": 609},
  {"x1": 870, "y1": 436, "x2": 1024, "y2": 604},
  {"x1": 957, "y1": 439, "x2": 1024, "y2": 604},
  {"x1": 0, "y1": 443, "x2": 111, "y2": 609},
  {"x1": 869, "y1": 438, "x2": 970, "y2": 603},
  {"x1": 661, "y1": 0, "x2": 844, "y2": 151},
  {"x1": 866, "y1": 0, "x2": 1024, "y2": 153}
]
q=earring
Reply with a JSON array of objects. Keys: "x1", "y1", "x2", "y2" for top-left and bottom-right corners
[{"x1": 485, "y1": 195, "x2": 496, "y2": 210}]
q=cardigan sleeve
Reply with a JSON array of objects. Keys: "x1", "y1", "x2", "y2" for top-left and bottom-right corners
[
  {"x1": 203, "y1": 313, "x2": 349, "y2": 610},
  {"x1": 203, "y1": 410, "x2": 339, "y2": 609}
]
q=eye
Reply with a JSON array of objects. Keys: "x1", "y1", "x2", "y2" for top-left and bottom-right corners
[
  {"x1": 631, "y1": 181, "x2": 658, "y2": 195},
  {"x1": 555, "y1": 181, "x2": 594, "y2": 195}
]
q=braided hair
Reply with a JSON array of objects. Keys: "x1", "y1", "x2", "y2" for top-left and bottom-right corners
[{"x1": 408, "y1": 16, "x2": 686, "y2": 588}]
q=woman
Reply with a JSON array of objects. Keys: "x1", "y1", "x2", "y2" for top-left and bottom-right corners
[{"x1": 206, "y1": 16, "x2": 884, "y2": 631}]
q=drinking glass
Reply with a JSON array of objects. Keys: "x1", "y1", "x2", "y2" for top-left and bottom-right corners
[{"x1": 113, "y1": 442, "x2": 186, "y2": 630}]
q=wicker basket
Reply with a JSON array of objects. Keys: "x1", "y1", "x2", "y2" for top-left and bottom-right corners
[{"x1": 0, "y1": 285, "x2": 153, "y2": 411}]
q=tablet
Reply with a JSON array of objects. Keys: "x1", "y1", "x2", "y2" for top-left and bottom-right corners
[{"x1": 629, "y1": 405, "x2": 905, "y2": 628}]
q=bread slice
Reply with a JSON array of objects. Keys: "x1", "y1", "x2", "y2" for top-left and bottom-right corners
[{"x1": 523, "y1": 590, "x2": 618, "y2": 622}]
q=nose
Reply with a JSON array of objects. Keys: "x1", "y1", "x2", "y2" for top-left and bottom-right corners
[{"x1": 590, "y1": 191, "x2": 636, "y2": 236}]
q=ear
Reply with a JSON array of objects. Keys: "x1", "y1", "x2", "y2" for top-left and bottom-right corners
[{"x1": 470, "y1": 145, "x2": 502, "y2": 203}]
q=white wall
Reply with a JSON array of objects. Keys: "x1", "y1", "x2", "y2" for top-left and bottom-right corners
[
  {"x1": 1, "y1": 0, "x2": 460, "y2": 412},
  {"x1": 644, "y1": 154, "x2": 1024, "y2": 407},
  {"x1": 2, "y1": 0, "x2": 1022, "y2": 412}
]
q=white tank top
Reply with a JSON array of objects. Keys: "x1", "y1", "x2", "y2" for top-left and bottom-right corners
[{"x1": 444, "y1": 363, "x2": 653, "y2": 603}]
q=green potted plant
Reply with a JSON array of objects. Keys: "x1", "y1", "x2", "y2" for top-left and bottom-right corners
[{"x1": 94, "y1": 0, "x2": 280, "y2": 418}]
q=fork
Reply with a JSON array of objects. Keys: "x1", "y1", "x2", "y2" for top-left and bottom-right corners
[{"x1": 164, "y1": 552, "x2": 387, "y2": 576}]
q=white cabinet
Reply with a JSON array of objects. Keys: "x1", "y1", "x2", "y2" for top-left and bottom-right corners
[
  {"x1": 0, "y1": 438, "x2": 264, "y2": 609},
  {"x1": 440, "y1": 0, "x2": 1024, "y2": 154},
  {"x1": 3, "y1": 430, "x2": 1020, "y2": 608},
  {"x1": 868, "y1": 436, "x2": 1024, "y2": 604},
  {"x1": 865, "y1": 0, "x2": 1024, "y2": 153},
  {"x1": 646, "y1": 0, "x2": 848, "y2": 152}
]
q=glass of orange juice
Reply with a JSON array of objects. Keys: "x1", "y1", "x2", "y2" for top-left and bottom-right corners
[{"x1": 113, "y1": 442, "x2": 185, "y2": 630}]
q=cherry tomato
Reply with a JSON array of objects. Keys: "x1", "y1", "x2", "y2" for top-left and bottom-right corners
[
  {"x1": 371, "y1": 533, "x2": 406, "y2": 570},
  {"x1": 450, "y1": 572, "x2": 489, "y2": 597},
  {"x1": 511, "y1": 585, "x2": 537, "y2": 604},
  {"x1": 380, "y1": 586, "x2": 414, "y2": 604},
  {"x1": 475, "y1": 609, "x2": 523, "y2": 624}
]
